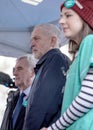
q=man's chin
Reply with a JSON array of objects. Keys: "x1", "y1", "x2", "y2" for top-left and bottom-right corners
[{"x1": 33, "y1": 54, "x2": 39, "y2": 60}]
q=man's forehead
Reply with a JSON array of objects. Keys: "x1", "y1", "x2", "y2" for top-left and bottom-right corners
[
  {"x1": 31, "y1": 27, "x2": 45, "y2": 37},
  {"x1": 16, "y1": 58, "x2": 28, "y2": 66}
]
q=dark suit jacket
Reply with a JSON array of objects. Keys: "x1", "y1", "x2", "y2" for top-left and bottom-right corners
[
  {"x1": 23, "y1": 49, "x2": 70, "y2": 130},
  {"x1": 1, "y1": 90, "x2": 26, "y2": 130}
]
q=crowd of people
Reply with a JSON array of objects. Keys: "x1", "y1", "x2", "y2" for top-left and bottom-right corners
[{"x1": 0, "y1": 0, "x2": 93, "y2": 130}]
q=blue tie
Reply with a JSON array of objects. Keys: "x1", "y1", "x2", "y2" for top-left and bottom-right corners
[{"x1": 12, "y1": 93, "x2": 25, "y2": 128}]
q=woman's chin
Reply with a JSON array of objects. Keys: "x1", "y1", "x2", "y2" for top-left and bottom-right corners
[{"x1": 65, "y1": 35, "x2": 71, "y2": 39}]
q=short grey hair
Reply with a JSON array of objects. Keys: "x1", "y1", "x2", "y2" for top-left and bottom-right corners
[
  {"x1": 17, "y1": 54, "x2": 37, "y2": 69},
  {"x1": 33, "y1": 24, "x2": 62, "y2": 47}
]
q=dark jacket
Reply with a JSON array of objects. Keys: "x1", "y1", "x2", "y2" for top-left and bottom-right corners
[
  {"x1": 23, "y1": 49, "x2": 70, "y2": 130},
  {"x1": 1, "y1": 89, "x2": 26, "y2": 130}
]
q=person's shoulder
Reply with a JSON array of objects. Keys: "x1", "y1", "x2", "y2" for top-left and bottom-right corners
[
  {"x1": 61, "y1": 53, "x2": 71, "y2": 66},
  {"x1": 83, "y1": 34, "x2": 93, "y2": 41},
  {"x1": 58, "y1": 49, "x2": 71, "y2": 62},
  {"x1": 7, "y1": 89, "x2": 19, "y2": 103},
  {"x1": 53, "y1": 49, "x2": 71, "y2": 66},
  {"x1": 81, "y1": 34, "x2": 93, "y2": 47}
]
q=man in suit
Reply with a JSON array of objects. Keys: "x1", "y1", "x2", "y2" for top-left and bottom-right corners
[
  {"x1": 23, "y1": 24, "x2": 70, "y2": 130},
  {"x1": 1, "y1": 54, "x2": 36, "y2": 130}
]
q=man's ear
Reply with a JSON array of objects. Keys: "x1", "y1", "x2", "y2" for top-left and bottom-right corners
[
  {"x1": 51, "y1": 36, "x2": 57, "y2": 47},
  {"x1": 30, "y1": 69, "x2": 35, "y2": 78}
]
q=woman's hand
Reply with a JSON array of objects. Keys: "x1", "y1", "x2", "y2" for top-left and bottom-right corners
[{"x1": 40, "y1": 127, "x2": 47, "y2": 130}]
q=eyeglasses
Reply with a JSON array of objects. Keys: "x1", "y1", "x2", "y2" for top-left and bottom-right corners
[{"x1": 64, "y1": 0, "x2": 83, "y2": 9}]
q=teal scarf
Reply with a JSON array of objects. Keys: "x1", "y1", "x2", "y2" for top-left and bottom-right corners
[{"x1": 61, "y1": 35, "x2": 93, "y2": 130}]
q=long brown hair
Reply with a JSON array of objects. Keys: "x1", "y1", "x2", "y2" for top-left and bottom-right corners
[{"x1": 69, "y1": 22, "x2": 93, "y2": 60}]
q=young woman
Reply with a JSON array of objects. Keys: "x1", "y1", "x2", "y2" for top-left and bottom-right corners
[{"x1": 41, "y1": 0, "x2": 93, "y2": 130}]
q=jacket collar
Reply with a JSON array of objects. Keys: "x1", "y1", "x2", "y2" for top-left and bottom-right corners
[{"x1": 34, "y1": 49, "x2": 60, "y2": 74}]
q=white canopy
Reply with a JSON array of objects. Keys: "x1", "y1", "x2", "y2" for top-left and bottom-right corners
[{"x1": 0, "y1": 0, "x2": 65, "y2": 57}]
